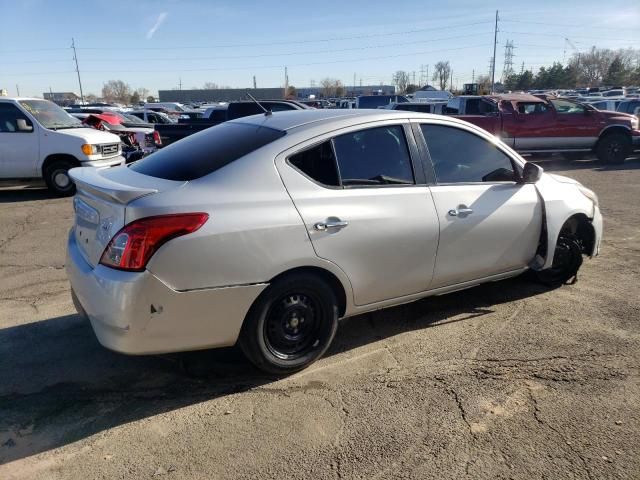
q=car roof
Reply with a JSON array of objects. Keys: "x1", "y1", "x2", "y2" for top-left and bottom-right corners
[
  {"x1": 490, "y1": 93, "x2": 545, "y2": 102},
  {"x1": 0, "y1": 97, "x2": 43, "y2": 102},
  {"x1": 231, "y1": 109, "x2": 467, "y2": 132}
]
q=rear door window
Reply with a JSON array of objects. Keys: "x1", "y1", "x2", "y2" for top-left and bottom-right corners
[
  {"x1": 289, "y1": 141, "x2": 340, "y2": 186},
  {"x1": 130, "y1": 122, "x2": 285, "y2": 181}
]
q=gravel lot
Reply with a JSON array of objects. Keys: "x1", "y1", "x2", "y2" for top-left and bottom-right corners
[{"x1": 0, "y1": 155, "x2": 638, "y2": 480}]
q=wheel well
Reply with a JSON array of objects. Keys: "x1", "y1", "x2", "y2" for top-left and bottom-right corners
[
  {"x1": 42, "y1": 154, "x2": 80, "y2": 176},
  {"x1": 561, "y1": 214, "x2": 595, "y2": 255},
  {"x1": 269, "y1": 267, "x2": 347, "y2": 317},
  {"x1": 598, "y1": 126, "x2": 631, "y2": 143}
]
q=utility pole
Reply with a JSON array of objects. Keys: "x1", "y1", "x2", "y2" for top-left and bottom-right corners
[
  {"x1": 71, "y1": 38, "x2": 84, "y2": 104},
  {"x1": 412, "y1": 71, "x2": 416, "y2": 85},
  {"x1": 426, "y1": 64, "x2": 429, "y2": 84},
  {"x1": 16, "y1": 84, "x2": 20, "y2": 96},
  {"x1": 491, "y1": 10, "x2": 499, "y2": 93},
  {"x1": 284, "y1": 66, "x2": 288, "y2": 94},
  {"x1": 450, "y1": 69, "x2": 453, "y2": 90},
  {"x1": 253, "y1": 75, "x2": 257, "y2": 89},
  {"x1": 521, "y1": 61, "x2": 525, "y2": 74},
  {"x1": 472, "y1": 69, "x2": 475, "y2": 83},
  {"x1": 178, "y1": 78, "x2": 182, "y2": 90}
]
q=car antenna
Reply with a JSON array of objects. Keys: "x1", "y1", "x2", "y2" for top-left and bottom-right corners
[{"x1": 246, "y1": 92, "x2": 272, "y2": 116}]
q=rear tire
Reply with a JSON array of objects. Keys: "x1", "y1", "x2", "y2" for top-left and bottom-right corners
[
  {"x1": 535, "y1": 233, "x2": 583, "y2": 286},
  {"x1": 596, "y1": 133, "x2": 631, "y2": 164},
  {"x1": 44, "y1": 160, "x2": 76, "y2": 196},
  {"x1": 238, "y1": 273, "x2": 339, "y2": 375}
]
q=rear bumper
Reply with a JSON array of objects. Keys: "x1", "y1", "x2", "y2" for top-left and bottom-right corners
[{"x1": 66, "y1": 230, "x2": 266, "y2": 355}]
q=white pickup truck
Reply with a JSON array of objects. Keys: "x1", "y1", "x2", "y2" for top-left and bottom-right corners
[{"x1": 0, "y1": 98, "x2": 125, "y2": 195}]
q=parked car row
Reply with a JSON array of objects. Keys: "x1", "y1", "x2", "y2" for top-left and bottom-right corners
[{"x1": 152, "y1": 93, "x2": 640, "y2": 164}]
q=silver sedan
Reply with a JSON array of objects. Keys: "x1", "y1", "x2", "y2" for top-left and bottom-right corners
[{"x1": 66, "y1": 110, "x2": 602, "y2": 374}]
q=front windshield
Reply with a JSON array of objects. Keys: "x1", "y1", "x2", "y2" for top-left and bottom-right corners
[
  {"x1": 157, "y1": 112, "x2": 176, "y2": 123},
  {"x1": 123, "y1": 113, "x2": 146, "y2": 124},
  {"x1": 19, "y1": 100, "x2": 83, "y2": 129}
]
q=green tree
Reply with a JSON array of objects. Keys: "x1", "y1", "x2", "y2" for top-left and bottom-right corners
[
  {"x1": 129, "y1": 91, "x2": 140, "y2": 105},
  {"x1": 517, "y1": 70, "x2": 534, "y2": 90},
  {"x1": 604, "y1": 57, "x2": 625, "y2": 85}
]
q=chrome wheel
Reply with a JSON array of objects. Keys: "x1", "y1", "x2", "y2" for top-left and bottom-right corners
[{"x1": 53, "y1": 170, "x2": 71, "y2": 189}]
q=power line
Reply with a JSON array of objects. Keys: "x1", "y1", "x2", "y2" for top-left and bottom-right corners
[
  {"x1": 2, "y1": 32, "x2": 493, "y2": 66},
  {"x1": 501, "y1": 18, "x2": 640, "y2": 31},
  {"x1": 69, "y1": 20, "x2": 495, "y2": 51},
  {"x1": 6, "y1": 44, "x2": 492, "y2": 76},
  {"x1": 500, "y1": 31, "x2": 639, "y2": 42}
]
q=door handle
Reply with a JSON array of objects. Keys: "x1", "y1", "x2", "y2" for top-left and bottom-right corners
[
  {"x1": 314, "y1": 219, "x2": 349, "y2": 231},
  {"x1": 448, "y1": 207, "x2": 473, "y2": 217}
]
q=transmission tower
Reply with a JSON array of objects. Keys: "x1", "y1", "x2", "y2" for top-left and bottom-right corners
[{"x1": 501, "y1": 40, "x2": 515, "y2": 82}]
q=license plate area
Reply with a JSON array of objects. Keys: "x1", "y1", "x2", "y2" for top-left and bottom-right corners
[{"x1": 73, "y1": 197, "x2": 99, "y2": 261}]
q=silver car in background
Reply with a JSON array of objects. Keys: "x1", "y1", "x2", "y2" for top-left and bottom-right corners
[{"x1": 66, "y1": 110, "x2": 602, "y2": 374}]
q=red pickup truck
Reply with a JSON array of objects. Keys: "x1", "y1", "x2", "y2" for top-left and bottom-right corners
[{"x1": 447, "y1": 94, "x2": 640, "y2": 163}]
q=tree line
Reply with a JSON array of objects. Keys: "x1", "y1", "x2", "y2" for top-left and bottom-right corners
[{"x1": 505, "y1": 47, "x2": 640, "y2": 91}]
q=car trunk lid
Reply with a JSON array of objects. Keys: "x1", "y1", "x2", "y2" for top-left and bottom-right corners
[{"x1": 69, "y1": 166, "x2": 185, "y2": 267}]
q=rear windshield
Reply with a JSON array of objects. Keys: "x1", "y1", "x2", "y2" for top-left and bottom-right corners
[{"x1": 130, "y1": 122, "x2": 285, "y2": 181}]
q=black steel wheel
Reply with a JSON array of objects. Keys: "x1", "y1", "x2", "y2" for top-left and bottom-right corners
[
  {"x1": 596, "y1": 133, "x2": 631, "y2": 165},
  {"x1": 535, "y1": 233, "x2": 583, "y2": 286},
  {"x1": 239, "y1": 273, "x2": 339, "y2": 374}
]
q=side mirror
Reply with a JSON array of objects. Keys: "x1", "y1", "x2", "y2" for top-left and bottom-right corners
[
  {"x1": 16, "y1": 118, "x2": 33, "y2": 132},
  {"x1": 520, "y1": 162, "x2": 543, "y2": 184}
]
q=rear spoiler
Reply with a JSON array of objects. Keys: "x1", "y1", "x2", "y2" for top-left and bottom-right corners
[{"x1": 69, "y1": 167, "x2": 162, "y2": 204}]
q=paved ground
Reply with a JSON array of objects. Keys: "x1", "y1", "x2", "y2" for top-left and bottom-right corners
[{"x1": 0, "y1": 155, "x2": 639, "y2": 480}]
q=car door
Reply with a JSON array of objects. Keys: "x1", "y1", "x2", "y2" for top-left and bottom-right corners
[
  {"x1": 0, "y1": 103, "x2": 40, "y2": 179},
  {"x1": 417, "y1": 121, "x2": 542, "y2": 288},
  {"x1": 276, "y1": 122, "x2": 440, "y2": 306},
  {"x1": 548, "y1": 98, "x2": 601, "y2": 148},
  {"x1": 507, "y1": 101, "x2": 559, "y2": 150}
]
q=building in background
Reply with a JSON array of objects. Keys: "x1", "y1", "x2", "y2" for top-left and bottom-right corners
[
  {"x1": 43, "y1": 92, "x2": 81, "y2": 106},
  {"x1": 0, "y1": 88, "x2": 8, "y2": 96},
  {"x1": 159, "y1": 88, "x2": 283, "y2": 103},
  {"x1": 159, "y1": 85, "x2": 396, "y2": 103},
  {"x1": 297, "y1": 85, "x2": 396, "y2": 98}
]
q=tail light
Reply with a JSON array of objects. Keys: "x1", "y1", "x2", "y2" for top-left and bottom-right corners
[
  {"x1": 99, "y1": 213, "x2": 208, "y2": 271},
  {"x1": 153, "y1": 130, "x2": 162, "y2": 146}
]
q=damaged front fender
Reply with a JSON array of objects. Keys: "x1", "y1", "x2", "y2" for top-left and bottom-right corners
[{"x1": 532, "y1": 173, "x2": 603, "y2": 271}]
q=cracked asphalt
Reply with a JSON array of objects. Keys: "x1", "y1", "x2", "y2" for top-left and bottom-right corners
[{"x1": 0, "y1": 155, "x2": 639, "y2": 479}]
